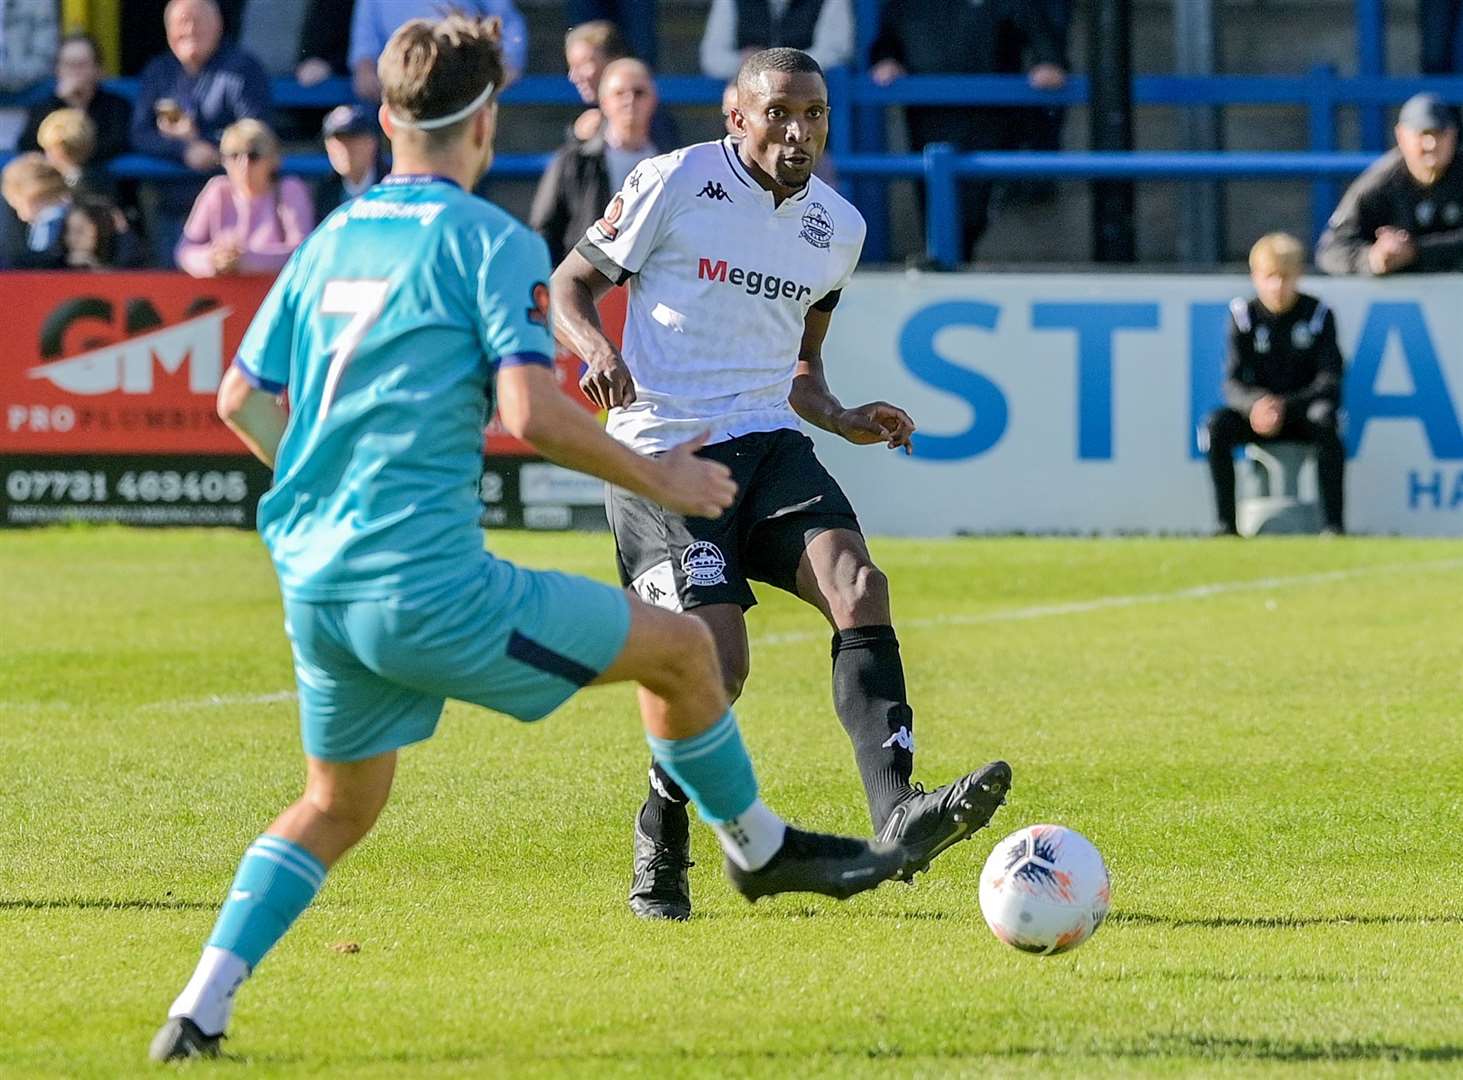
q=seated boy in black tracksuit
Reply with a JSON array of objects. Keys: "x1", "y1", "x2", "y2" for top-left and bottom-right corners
[{"x1": 1205, "y1": 232, "x2": 1345, "y2": 535}]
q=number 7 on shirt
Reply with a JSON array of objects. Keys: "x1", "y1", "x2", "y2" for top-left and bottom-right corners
[{"x1": 318, "y1": 279, "x2": 390, "y2": 419}]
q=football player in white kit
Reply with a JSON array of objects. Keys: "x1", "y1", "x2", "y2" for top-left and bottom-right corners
[{"x1": 551, "y1": 48, "x2": 1011, "y2": 920}]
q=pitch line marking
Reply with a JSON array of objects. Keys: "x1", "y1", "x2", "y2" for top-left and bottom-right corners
[{"x1": 751, "y1": 557, "x2": 1463, "y2": 646}]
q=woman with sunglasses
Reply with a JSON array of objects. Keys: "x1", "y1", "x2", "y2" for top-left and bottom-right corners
[{"x1": 176, "y1": 119, "x2": 314, "y2": 277}]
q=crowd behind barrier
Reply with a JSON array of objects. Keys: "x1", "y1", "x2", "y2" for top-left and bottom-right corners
[{"x1": 8, "y1": 67, "x2": 1463, "y2": 265}]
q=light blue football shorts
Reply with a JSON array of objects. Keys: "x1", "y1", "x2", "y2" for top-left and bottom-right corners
[{"x1": 282, "y1": 557, "x2": 632, "y2": 762}]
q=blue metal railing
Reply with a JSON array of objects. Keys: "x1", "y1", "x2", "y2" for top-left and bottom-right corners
[{"x1": 7, "y1": 66, "x2": 1463, "y2": 263}]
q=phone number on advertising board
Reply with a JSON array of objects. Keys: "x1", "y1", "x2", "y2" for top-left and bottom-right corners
[{"x1": 4, "y1": 470, "x2": 250, "y2": 504}]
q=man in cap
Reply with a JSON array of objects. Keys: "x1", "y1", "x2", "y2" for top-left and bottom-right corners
[
  {"x1": 1317, "y1": 92, "x2": 1463, "y2": 275},
  {"x1": 316, "y1": 103, "x2": 385, "y2": 217}
]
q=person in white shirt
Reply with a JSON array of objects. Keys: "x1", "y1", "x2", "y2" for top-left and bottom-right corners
[{"x1": 552, "y1": 48, "x2": 1012, "y2": 922}]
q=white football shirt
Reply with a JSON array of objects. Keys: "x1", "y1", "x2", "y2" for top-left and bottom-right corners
[{"x1": 576, "y1": 137, "x2": 866, "y2": 453}]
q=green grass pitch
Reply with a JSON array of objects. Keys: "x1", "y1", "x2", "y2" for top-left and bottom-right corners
[{"x1": 2, "y1": 528, "x2": 1461, "y2": 1078}]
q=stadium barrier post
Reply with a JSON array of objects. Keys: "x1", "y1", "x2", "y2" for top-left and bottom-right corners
[
  {"x1": 1306, "y1": 65, "x2": 1341, "y2": 250},
  {"x1": 923, "y1": 142, "x2": 960, "y2": 270}
]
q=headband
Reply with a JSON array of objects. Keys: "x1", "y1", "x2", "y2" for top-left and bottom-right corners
[{"x1": 389, "y1": 80, "x2": 496, "y2": 132}]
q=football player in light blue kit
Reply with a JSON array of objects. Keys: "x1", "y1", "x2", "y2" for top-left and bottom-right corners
[{"x1": 149, "y1": 14, "x2": 905, "y2": 1063}]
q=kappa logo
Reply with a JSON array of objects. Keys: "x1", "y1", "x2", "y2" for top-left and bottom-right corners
[
  {"x1": 1418, "y1": 201, "x2": 1436, "y2": 227},
  {"x1": 681, "y1": 540, "x2": 728, "y2": 587},
  {"x1": 697, "y1": 180, "x2": 732, "y2": 202},
  {"x1": 799, "y1": 201, "x2": 834, "y2": 248},
  {"x1": 882, "y1": 726, "x2": 915, "y2": 752},
  {"x1": 1254, "y1": 325, "x2": 1271, "y2": 354}
]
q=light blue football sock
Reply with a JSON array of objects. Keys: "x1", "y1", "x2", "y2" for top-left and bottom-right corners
[
  {"x1": 645, "y1": 710, "x2": 759, "y2": 824},
  {"x1": 205, "y1": 834, "x2": 325, "y2": 969}
]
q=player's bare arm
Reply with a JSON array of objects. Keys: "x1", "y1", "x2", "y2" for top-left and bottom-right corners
[
  {"x1": 216, "y1": 365, "x2": 289, "y2": 468},
  {"x1": 496, "y1": 362, "x2": 734, "y2": 518},
  {"x1": 789, "y1": 306, "x2": 916, "y2": 454},
  {"x1": 550, "y1": 248, "x2": 637, "y2": 410}
]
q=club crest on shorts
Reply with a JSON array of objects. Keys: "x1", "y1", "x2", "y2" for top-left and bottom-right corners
[
  {"x1": 681, "y1": 541, "x2": 728, "y2": 587},
  {"x1": 799, "y1": 202, "x2": 834, "y2": 249}
]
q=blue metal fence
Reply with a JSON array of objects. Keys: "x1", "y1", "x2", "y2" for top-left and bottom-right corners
[{"x1": 7, "y1": 67, "x2": 1463, "y2": 264}]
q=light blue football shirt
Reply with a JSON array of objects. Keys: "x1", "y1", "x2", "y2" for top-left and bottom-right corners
[{"x1": 234, "y1": 174, "x2": 554, "y2": 601}]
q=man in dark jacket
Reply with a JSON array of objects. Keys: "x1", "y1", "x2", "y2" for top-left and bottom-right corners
[
  {"x1": 1206, "y1": 234, "x2": 1345, "y2": 536},
  {"x1": 130, "y1": 0, "x2": 270, "y2": 264},
  {"x1": 869, "y1": 0, "x2": 1067, "y2": 260},
  {"x1": 1316, "y1": 93, "x2": 1463, "y2": 275},
  {"x1": 19, "y1": 33, "x2": 132, "y2": 162},
  {"x1": 531, "y1": 58, "x2": 659, "y2": 266}
]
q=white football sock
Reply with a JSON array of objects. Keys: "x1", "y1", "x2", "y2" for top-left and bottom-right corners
[
  {"x1": 713, "y1": 799, "x2": 787, "y2": 871},
  {"x1": 169, "y1": 946, "x2": 249, "y2": 1037}
]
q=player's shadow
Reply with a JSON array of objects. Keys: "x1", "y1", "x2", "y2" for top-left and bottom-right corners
[
  {"x1": 0, "y1": 897, "x2": 216, "y2": 911},
  {"x1": 1141, "y1": 1036, "x2": 1463, "y2": 1063},
  {"x1": 1111, "y1": 910, "x2": 1463, "y2": 929}
]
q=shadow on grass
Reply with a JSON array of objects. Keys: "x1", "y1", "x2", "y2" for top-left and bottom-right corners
[
  {"x1": 1112, "y1": 910, "x2": 1463, "y2": 929},
  {"x1": 235, "y1": 1036, "x2": 1463, "y2": 1070},
  {"x1": 0, "y1": 897, "x2": 215, "y2": 912}
]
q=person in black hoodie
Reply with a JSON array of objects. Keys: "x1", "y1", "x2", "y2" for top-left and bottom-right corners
[
  {"x1": 869, "y1": 0, "x2": 1067, "y2": 260},
  {"x1": 1205, "y1": 233, "x2": 1346, "y2": 536}
]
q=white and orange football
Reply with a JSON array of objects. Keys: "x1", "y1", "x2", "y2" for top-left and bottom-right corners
[{"x1": 978, "y1": 825, "x2": 1110, "y2": 956}]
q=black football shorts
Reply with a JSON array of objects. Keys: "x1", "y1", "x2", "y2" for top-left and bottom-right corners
[{"x1": 607, "y1": 429, "x2": 861, "y2": 611}]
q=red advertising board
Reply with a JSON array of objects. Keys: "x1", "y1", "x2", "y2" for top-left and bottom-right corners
[
  {"x1": 0, "y1": 273, "x2": 273, "y2": 454},
  {"x1": 0, "y1": 273, "x2": 624, "y2": 457}
]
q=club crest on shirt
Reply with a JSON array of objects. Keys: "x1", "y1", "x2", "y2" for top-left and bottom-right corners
[
  {"x1": 594, "y1": 193, "x2": 625, "y2": 241},
  {"x1": 799, "y1": 202, "x2": 834, "y2": 249},
  {"x1": 526, "y1": 281, "x2": 550, "y2": 327},
  {"x1": 681, "y1": 540, "x2": 728, "y2": 587},
  {"x1": 1291, "y1": 322, "x2": 1313, "y2": 349}
]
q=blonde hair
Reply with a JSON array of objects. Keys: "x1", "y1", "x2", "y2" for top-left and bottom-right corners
[
  {"x1": 219, "y1": 118, "x2": 280, "y2": 161},
  {"x1": 1, "y1": 153, "x2": 70, "y2": 209},
  {"x1": 37, "y1": 108, "x2": 97, "y2": 165},
  {"x1": 1249, "y1": 232, "x2": 1306, "y2": 274}
]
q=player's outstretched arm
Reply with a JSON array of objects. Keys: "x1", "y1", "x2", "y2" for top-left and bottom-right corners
[
  {"x1": 497, "y1": 362, "x2": 734, "y2": 519},
  {"x1": 789, "y1": 307, "x2": 916, "y2": 454},
  {"x1": 549, "y1": 249, "x2": 637, "y2": 410},
  {"x1": 217, "y1": 365, "x2": 289, "y2": 468}
]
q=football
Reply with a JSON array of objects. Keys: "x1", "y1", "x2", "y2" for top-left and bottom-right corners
[{"x1": 978, "y1": 825, "x2": 1111, "y2": 955}]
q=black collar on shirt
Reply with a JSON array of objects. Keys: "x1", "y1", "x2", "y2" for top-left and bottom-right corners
[{"x1": 720, "y1": 136, "x2": 811, "y2": 206}]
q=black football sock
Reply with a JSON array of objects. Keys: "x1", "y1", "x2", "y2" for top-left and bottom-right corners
[
  {"x1": 831, "y1": 625, "x2": 916, "y2": 831},
  {"x1": 639, "y1": 760, "x2": 690, "y2": 846}
]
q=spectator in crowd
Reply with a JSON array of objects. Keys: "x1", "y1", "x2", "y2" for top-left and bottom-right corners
[
  {"x1": 1002, "y1": 0, "x2": 1071, "y2": 200},
  {"x1": 35, "y1": 108, "x2": 113, "y2": 200},
  {"x1": 0, "y1": 154, "x2": 69, "y2": 269},
  {"x1": 1420, "y1": 0, "x2": 1463, "y2": 74},
  {"x1": 175, "y1": 118, "x2": 312, "y2": 277},
  {"x1": 721, "y1": 79, "x2": 738, "y2": 137},
  {"x1": 132, "y1": 0, "x2": 271, "y2": 264},
  {"x1": 295, "y1": 0, "x2": 356, "y2": 86},
  {"x1": 1316, "y1": 93, "x2": 1463, "y2": 275},
  {"x1": 699, "y1": 0, "x2": 852, "y2": 80},
  {"x1": 564, "y1": 19, "x2": 677, "y2": 148},
  {"x1": 19, "y1": 33, "x2": 132, "y2": 162},
  {"x1": 870, "y1": 0, "x2": 1067, "y2": 261},
  {"x1": 1205, "y1": 233, "x2": 1345, "y2": 537},
  {"x1": 531, "y1": 57, "x2": 658, "y2": 266},
  {"x1": 350, "y1": 0, "x2": 526, "y2": 102},
  {"x1": 567, "y1": 0, "x2": 656, "y2": 68},
  {"x1": 63, "y1": 195, "x2": 125, "y2": 269},
  {"x1": 315, "y1": 103, "x2": 383, "y2": 217},
  {"x1": 0, "y1": 0, "x2": 59, "y2": 92}
]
